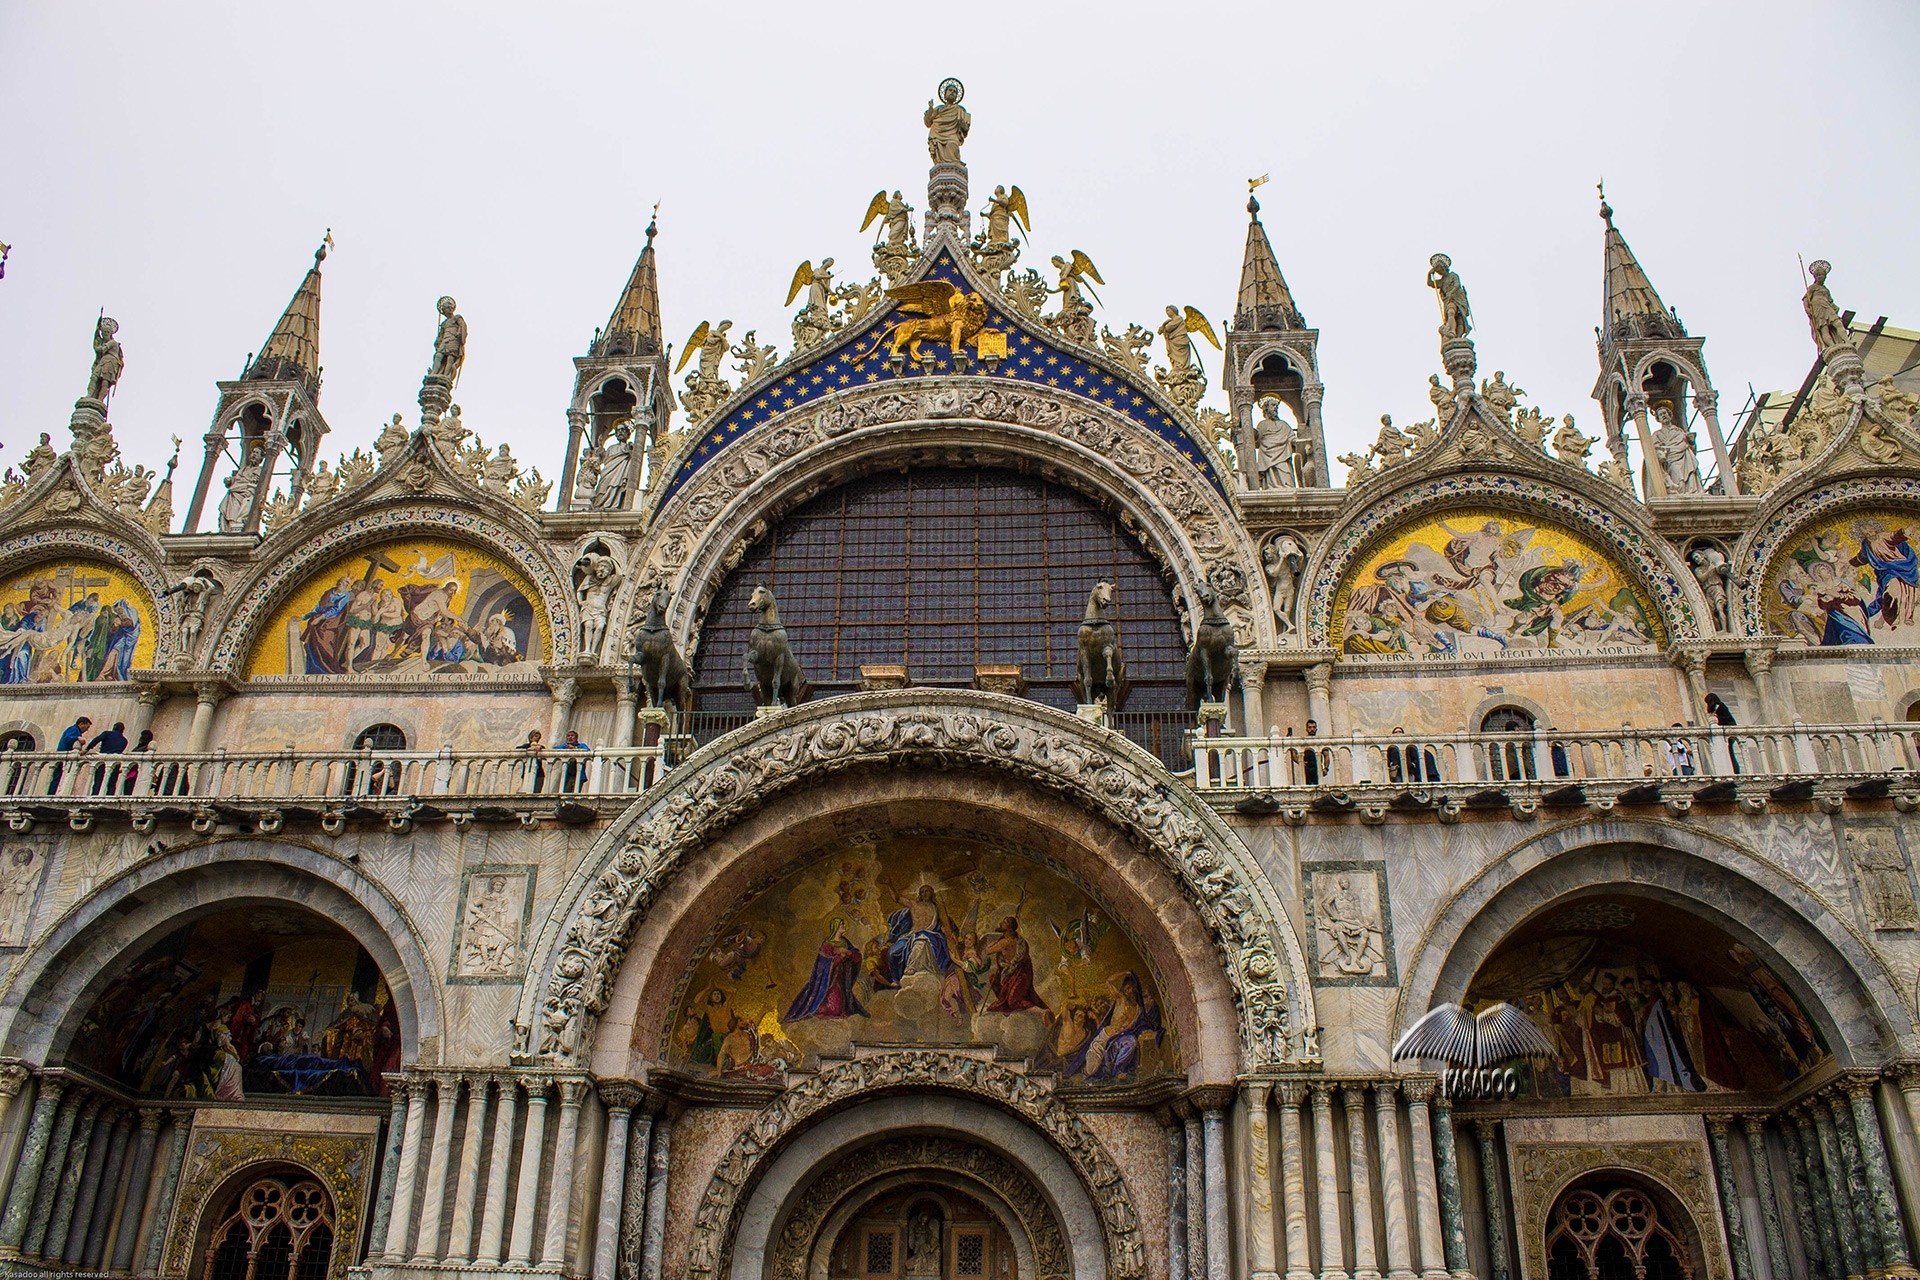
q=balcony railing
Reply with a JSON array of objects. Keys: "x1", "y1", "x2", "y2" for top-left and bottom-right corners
[
  {"x1": 1190, "y1": 722, "x2": 1920, "y2": 796},
  {"x1": 3, "y1": 720, "x2": 1912, "y2": 826}
]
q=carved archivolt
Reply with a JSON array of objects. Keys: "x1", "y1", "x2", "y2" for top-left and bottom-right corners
[
  {"x1": 524, "y1": 690, "x2": 1313, "y2": 1072},
  {"x1": 689, "y1": 1051, "x2": 1136, "y2": 1280},
  {"x1": 772, "y1": 1134, "x2": 1068, "y2": 1280},
  {"x1": 1731, "y1": 473, "x2": 1920, "y2": 636},
  {"x1": 1301, "y1": 472, "x2": 1700, "y2": 646},
  {"x1": 622, "y1": 378, "x2": 1269, "y2": 650},
  {"x1": 206, "y1": 501, "x2": 576, "y2": 670}
]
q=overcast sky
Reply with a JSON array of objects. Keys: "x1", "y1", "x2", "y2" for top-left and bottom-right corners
[{"x1": 4, "y1": 2, "x2": 1916, "y2": 498}]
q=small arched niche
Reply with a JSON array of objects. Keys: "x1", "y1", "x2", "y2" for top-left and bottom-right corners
[
  {"x1": 1463, "y1": 892, "x2": 1829, "y2": 1099},
  {"x1": 1249, "y1": 350, "x2": 1307, "y2": 425},
  {"x1": 67, "y1": 902, "x2": 402, "y2": 1101}
]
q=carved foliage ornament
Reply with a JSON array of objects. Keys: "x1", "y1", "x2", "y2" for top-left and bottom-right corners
[
  {"x1": 533, "y1": 694, "x2": 1308, "y2": 1071},
  {"x1": 771, "y1": 1134, "x2": 1068, "y2": 1280},
  {"x1": 689, "y1": 1051, "x2": 1139, "y2": 1280}
]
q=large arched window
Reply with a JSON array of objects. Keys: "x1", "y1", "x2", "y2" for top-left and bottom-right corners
[
  {"x1": 203, "y1": 1175, "x2": 334, "y2": 1280},
  {"x1": 691, "y1": 466, "x2": 1190, "y2": 763},
  {"x1": 1546, "y1": 1176, "x2": 1697, "y2": 1280}
]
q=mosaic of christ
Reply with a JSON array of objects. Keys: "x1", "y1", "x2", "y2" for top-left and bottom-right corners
[
  {"x1": 664, "y1": 836, "x2": 1179, "y2": 1086},
  {"x1": 1464, "y1": 896, "x2": 1827, "y2": 1098},
  {"x1": 1764, "y1": 509, "x2": 1920, "y2": 646},
  {"x1": 1334, "y1": 509, "x2": 1663, "y2": 657}
]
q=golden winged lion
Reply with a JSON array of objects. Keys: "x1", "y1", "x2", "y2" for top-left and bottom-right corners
[{"x1": 851, "y1": 280, "x2": 992, "y2": 363}]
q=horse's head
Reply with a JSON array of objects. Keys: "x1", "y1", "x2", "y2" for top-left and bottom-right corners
[
  {"x1": 749, "y1": 584, "x2": 776, "y2": 617},
  {"x1": 1087, "y1": 580, "x2": 1115, "y2": 615},
  {"x1": 643, "y1": 585, "x2": 670, "y2": 626}
]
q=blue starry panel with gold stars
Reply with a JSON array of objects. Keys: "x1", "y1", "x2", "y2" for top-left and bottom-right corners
[{"x1": 656, "y1": 249, "x2": 1228, "y2": 508}]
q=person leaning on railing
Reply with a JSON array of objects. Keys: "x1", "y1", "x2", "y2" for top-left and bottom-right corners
[
  {"x1": 518, "y1": 729, "x2": 547, "y2": 793},
  {"x1": 556, "y1": 729, "x2": 591, "y2": 792}
]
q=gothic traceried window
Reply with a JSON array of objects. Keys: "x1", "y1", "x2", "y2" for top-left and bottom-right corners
[{"x1": 202, "y1": 1176, "x2": 334, "y2": 1280}]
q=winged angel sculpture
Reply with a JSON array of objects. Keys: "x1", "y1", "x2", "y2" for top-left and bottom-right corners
[{"x1": 850, "y1": 280, "x2": 995, "y2": 365}]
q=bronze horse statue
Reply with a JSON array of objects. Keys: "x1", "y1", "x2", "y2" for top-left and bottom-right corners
[
  {"x1": 1185, "y1": 585, "x2": 1240, "y2": 709},
  {"x1": 744, "y1": 585, "x2": 809, "y2": 708},
  {"x1": 629, "y1": 585, "x2": 694, "y2": 714},
  {"x1": 1073, "y1": 580, "x2": 1128, "y2": 710}
]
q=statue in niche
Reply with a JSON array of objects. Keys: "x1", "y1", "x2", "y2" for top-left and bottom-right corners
[
  {"x1": 575, "y1": 551, "x2": 624, "y2": 662},
  {"x1": 1427, "y1": 253, "x2": 1472, "y2": 342},
  {"x1": 1252, "y1": 397, "x2": 1300, "y2": 488},
  {"x1": 923, "y1": 78, "x2": 970, "y2": 164},
  {"x1": 428, "y1": 296, "x2": 468, "y2": 383},
  {"x1": 166, "y1": 570, "x2": 220, "y2": 665},
  {"x1": 1264, "y1": 534, "x2": 1305, "y2": 634},
  {"x1": 87, "y1": 316, "x2": 125, "y2": 403},
  {"x1": 1803, "y1": 259, "x2": 1855, "y2": 354},
  {"x1": 218, "y1": 444, "x2": 265, "y2": 533},
  {"x1": 1651, "y1": 404, "x2": 1704, "y2": 493},
  {"x1": 590, "y1": 423, "x2": 633, "y2": 511},
  {"x1": 1689, "y1": 544, "x2": 1731, "y2": 631},
  {"x1": 905, "y1": 1207, "x2": 941, "y2": 1273}
]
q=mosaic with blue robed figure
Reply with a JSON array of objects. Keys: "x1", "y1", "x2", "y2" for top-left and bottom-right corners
[
  {"x1": 664, "y1": 835, "x2": 1180, "y2": 1086},
  {"x1": 1763, "y1": 508, "x2": 1920, "y2": 645},
  {"x1": 0, "y1": 559, "x2": 155, "y2": 683},
  {"x1": 73, "y1": 905, "x2": 400, "y2": 1099}
]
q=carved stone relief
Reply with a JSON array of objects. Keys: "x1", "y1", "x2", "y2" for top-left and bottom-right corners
[
  {"x1": 687, "y1": 1050, "x2": 1140, "y2": 1280},
  {"x1": 450, "y1": 864, "x2": 537, "y2": 983},
  {"x1": 1842, "y1": 826, "x2": 1919, "y2": 931},
  {"x1": 1302, "y1": 861, "x2": 1396, "y2": 985}
]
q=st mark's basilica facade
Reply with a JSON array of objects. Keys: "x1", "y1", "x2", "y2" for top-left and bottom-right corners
[{"x1": 0, "y1": 78, "x2": 1918, "y2": 1280}]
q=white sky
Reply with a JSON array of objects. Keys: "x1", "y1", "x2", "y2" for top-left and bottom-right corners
[{"x1": 4, "y1": 2, "x2": 1916, "y2": 496}]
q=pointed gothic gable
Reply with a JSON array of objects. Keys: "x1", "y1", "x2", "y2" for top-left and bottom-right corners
[{"x1": 654, "y1": 246, "x2": 1231, "y2": 508}]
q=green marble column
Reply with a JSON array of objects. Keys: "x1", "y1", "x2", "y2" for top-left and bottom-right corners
[
  {"x1": 45, "y1": 1097, "x2": 105, "y2": 1261},
  {"x1": 1429, "y1": 1088, "x2": 1468, "y2": 1276},
  {"x1": 1812, "y1": 1103, "x2": 1867, "y2": 1280},
  {"x1": 1741, "y1": 1118, "x2": 1789, "y2": 1280},
  {"x1": 1781, "y1": 1115, "x2": 1832, "y2": 1280},
  {"x1": 139, "y1": 1110, "x2": 193, "y2": 1277},
  {"x1": 365, "y1": 1079, "x2": 411, "y2": 1256},
  {"x1": 1828, "y1": 1093, "x2": 1887, "y2": 1276},
  {"x1": 0, "y1": 1077, "x2": 65, "y2": 1256},
  {"x1": 1473, "y1": 1120, "x2": 1509, "y2": 1280},
  {"x1": 22, "y1": 1088, "x2": 83, "y2": 1258},
  {"x1": 1844, "y1": 1077, "x2": 1916, "y2": 1278},
  {"x1": 1705, "y1": 1117, "x2": 1755, "y2": 1280}
]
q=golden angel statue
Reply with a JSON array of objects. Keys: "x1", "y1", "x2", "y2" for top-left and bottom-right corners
[
  {"x1": 785, "y1": 258, "x2": 837, "y2": 313},
  {"x1": 981, "y1": 185, "x2": 1031, "y2": 246},
  {"x1": 851, "y1": 281, "x2": 992, "y2": 364},
  {"x1": 862, "y1": 191, "x2": 916, "y2": 248},
  {"x1": 1048, "y1": 250, "x2": 1103, "y2": 344},
  {"x1": 1157, "y1": 306, "x2": 1219, "y2": 378},
  {"x1": 677, "y1": 320, "x2": 735, "y2": 384},
  {"x1": 924, "y1": 78, "x2": 970, "y2": 165}
]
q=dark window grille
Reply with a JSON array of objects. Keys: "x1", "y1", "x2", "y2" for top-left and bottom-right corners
[{"x1": 689, "y1": 467, "x2": 1191, "y2": 767}]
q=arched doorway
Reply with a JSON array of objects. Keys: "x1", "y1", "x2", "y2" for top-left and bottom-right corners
[
  {"x1": 201, "y1": 1172, "x2": 335, "y2": 1280},
  {"x1": 1545, "y1": 1174, "x2": 1701, "y2": 1280},
  {"x1": 1480, "y1": 705, "x2": 1539, "y2": 782},
  {"x1": 826, "y1": 1186, "x2": 1017, "y2": 1279}
]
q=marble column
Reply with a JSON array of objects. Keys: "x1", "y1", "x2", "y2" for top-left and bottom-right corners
[
  {"x1": 1706, "y1": 1116, "x2": 1757, "y2": 1280},
  {"x1": 78, "y1": 1106, "x2": 133, "y2": 1264},
  {"x1": 112, "y1": 1109, "x2": 164, "y2": 1272},
  {"x1": 384, "y1": 1074, "x2": 431, "y2": 1263},
  {"x1": 1471, "y1": 1121, "x2": 1509, "y2": 1280},
  {"x1": 0, "y1": 1076, "x2": 66, "y2": 1256},
  {"x1": 446, "y1": 1075, "x2": 493, "y2": 1262},
  {"x1": 1827, "y1": 1094, "x2": 1884, "y2": 1278},
  {"x1": 1741, "y1": 1117, "x2": 1788, "y2": 1280},
  {"x1": 1426, "y1": 1086, "x2": 1466, "y2": 1280},
  {"x1": 1811, "y1": 1103, "x2": 1865, "y2": 1280},
  {"x1": 1306, "y1": 663, "x2": 1334, "y2": 733},
  {"x1": 1372, "y1": 1084, "x2": 1415, "y2": 1280},
  {"x1": 1183, "y1": 1104, "x2": 1207, "y2": 1280},
  {"x1": 1276, "y1": 1084, "x2": 1313, "y2": 1280},
  {"x1": 1165, "y1": 1113, "x2": 1189, "y2": 1280},
  {"x1": 1246, "y1": 1084, "x2": 1279, "y2": 1280},
  {"x1": 0, "y1": 1066, "x2": 35, "y2": 1225},
  {"x1": 366, "y1": 1080, "x2": 410, "y2": 1258},
  {"x1": 185, "y1": 682, "x2": 226, "y2": 753},
  {"x1": 1311, "y1": 1083, "x2": 1349, "y2": 1280},
  {"x1": 477, "y1": 1075, "x2": 520, "y2": 1264},
  {"x1": 543, "y1": 1079, "x2": 586, "y2": 1268},
  {"x1": 548, "y1": 678, "x2": 579, "y2": 745},
  {"x1": 23, "y1": 1087, "x2": 83, "y2": 1258},
  {"x1": 1401, "y1": 1081, "x2": 1448, "y2": 1280},
  {"x1": 1891, "y1": 1067, "x2": 1920, "y2": 1279},
  {"x1": 413, "y1": 1074, "x2": 462, "y2": 1261},
  {"x1": 1844, "y1": 1077, "x2": 1915, "y2": 1277},
  {"x1": 1780, "y1": 1116, "x2": 1830, "y2": 1280},
  {"x1": 619, "y1": 1110, "x2": 655, "y2": 1280},
  {"x1": 637, "y1": 1111, "x2": 671, "y2": 1280},
  {"x1": 593, "y1": 1084, "x2": 641, "y2": 1280},
  {"x1": 508, "y1": 1078, "x2": 551, "y2": 1266},
  {"x1": 45, "y1": 1096, "x2": 104, "y2": 1260},
  {"x1": 138, "y1": 1111, "x2": 192, "y2": 1278},
  {"x1": 1200, "y1": 1092, "x2": 1232, "y2": 1280},
  {"x1": 1344, "y1": 1087, "x2": 1381, "y2": 1280}
]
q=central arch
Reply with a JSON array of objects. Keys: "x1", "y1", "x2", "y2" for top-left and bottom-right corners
[{"x1": 521, "y1": 690, "x2": 1313, "y2": 1074}]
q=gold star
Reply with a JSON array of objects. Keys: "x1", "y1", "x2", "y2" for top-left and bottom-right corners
[
  {"x1": 1129, "y1": 394, "x2": 1143, "y2": 406},
  {"x1": 866, "y1": 372, "x2": 880, "y2": 382},
  {"x1": 1073, "y1": 375, "x2": 1087, "y2": 387},
  {"x1": 810, "y1": 374, "x2": 824, "y2": 385},
  {"x1": 837, "y1": 373, "x2": 851, "y2": 384},
  {"x1": 1045, "y1": 354, "x2": 1060, "y2": 366},
  {"x1": 710, "y1": 433, "x2": 724, "y2": 444}
]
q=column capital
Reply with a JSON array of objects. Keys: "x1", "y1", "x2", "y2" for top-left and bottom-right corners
[
  {"x1": 1240, "y1": 1079, "x2": 1272, "y2": 1108},
  {"x1": 1743, "y1": 646, "x2": 1776, "y2": 677},
  {"x1": 76, "y1": 1094, "x2": 106, "y2": 1119},
  {"x1": 1305, "y1": 662, "x2": 1333, "y2": 697},
  {"x1": 598, "y1": 1080, "x2": 646, "y2": 1112},
  {"x1": 1307, "y1": 1080, "x2": 1336, "y2": 1109},
  {"x1": 519, "y1": 1073, "x2": 556, "y2": 1096},
  {"x1": 1370, "y1": 1079, "x2": 1399, "y2": 1105},
  {"x1": 137, "y1": 1108, "x2": 164, "y2": 1133},
  {"x1": 557, "y1": 1078, "x2": 589, "y2": 1106},
  {"x1": 1704, "y1": 1113, "x2": 1737, "y2": 1136},
  {"x1": 1186, "y1": 1084, "x2": 1236, "y2": 1113},
  {"x1": 1839, "y1": 1072, "x2": 1880, "y2": 1103},
  {"x1": 1399, "y1": 1077, "x2": 1436, "y2": 1105},
  {"x1": 1888, "y1": 1061, "x2": 1920, "y2": 1091},
  {"x1": 1339, "y1": 1083, "x2": 1369, "y2": 1112},
  {"x1": 1469, "y1": 1116, "x2": 1499, "y2": 1140},
  {"x1": 192, "y1": 678, "x2": 235, "y2": 707},
  {"x1": 1275, "y1": 1080, "x2": 1310, "y2": 1108},
  {"x1": 0, "y1": 1064, "x2": 30, "y2": 1100},
  {"x1": 1740, "y1": 1114, "x2": 1769, "y2": 1136}
]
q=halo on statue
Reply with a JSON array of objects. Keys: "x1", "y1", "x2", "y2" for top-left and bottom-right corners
[{"x1": 938, "y1": 77, "x2": 965, "y2": 103}]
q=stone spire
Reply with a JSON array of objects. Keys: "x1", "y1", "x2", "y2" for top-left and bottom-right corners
[
  {"x1": 246, "y1": 232, "x2": 329, "y2": 393},
  {"x1": 1234, "y1": 195, "x2": 1305, "y2": 331},
  {"x1": 594, "y1": 213, "x2": 662, "y2": 358},
  {"x1": 1599, "y1": 189, "x2": 1683, "y2": 342}
]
